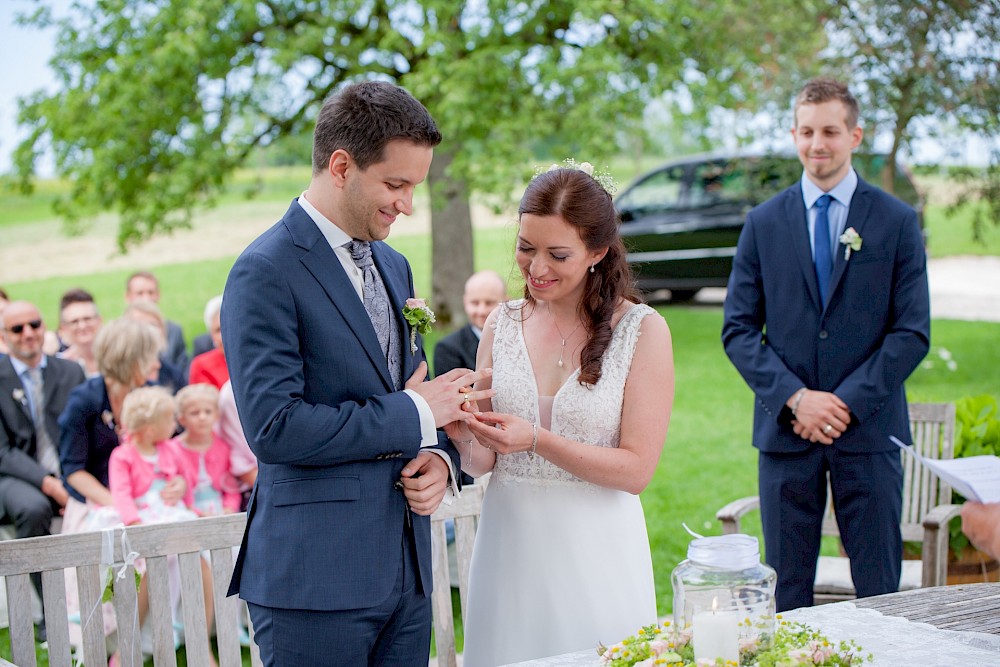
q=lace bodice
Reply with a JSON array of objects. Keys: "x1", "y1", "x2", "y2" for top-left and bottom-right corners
[{"x1": 489, "y1": 300, "x2": 657, "y2": 487}]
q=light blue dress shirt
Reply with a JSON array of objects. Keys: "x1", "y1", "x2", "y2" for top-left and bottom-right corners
[{"x1": 801, "y1": 168, "x2": 859, "y2": 262}]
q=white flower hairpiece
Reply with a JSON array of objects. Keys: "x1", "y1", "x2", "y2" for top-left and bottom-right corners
[{"x1": 535, "y1": 158, "x2": 618, "y2": 195}]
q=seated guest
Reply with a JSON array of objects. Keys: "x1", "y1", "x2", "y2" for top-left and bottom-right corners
[
  {"x1": 434, "y1": 270, "x2": 507, "y2": 378},
  {"x1": 125, "y1": 271, "x2": 189, "y2": 372},
  {"x1": 961, "y1": 502, "x2": 1000, "y2": 561},
  {"x1": 58, "y1": 317, "x2": 168, "y2": 526},
  {"x1": 1, "y1": 300, "x2": 86, "y2": 633},
  {"x1": 216, "y1": 380, "x2": 257, "y2": 509},
  {"x1": 57, "y1": 289, "x2": 103, "y2": 377},
  {"x1": 173, "y1": 383, "x2": 241, "y2": 516},
  {"x1": 191, "y1": 332, "x2": 215, "y2": 358},
  {"x1": 123, "y1": 300, "x2": 187, "y2": 394},
  {"x1": 57, "y1": 317, "x2": 173, "y2": 643},
  {"x1": 188, "y1": 295, "x2": 227, "y2": 389}
]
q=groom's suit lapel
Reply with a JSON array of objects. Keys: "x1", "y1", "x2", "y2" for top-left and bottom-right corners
[{"x1": 286, "y1": 205, "x2": 396, "y2": 391}]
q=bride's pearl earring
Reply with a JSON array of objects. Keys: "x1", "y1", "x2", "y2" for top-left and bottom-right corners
[{"x1": 590, "y1": 264, "x2": 595, "y2": 273}]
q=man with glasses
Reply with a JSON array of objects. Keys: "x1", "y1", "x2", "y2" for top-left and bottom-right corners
[
  {"x1": 0, "y1": 301, "x2": 86, "y2": 638},
  {"x1": 57, "y1": 288, "x2": 103, "y2": 377}
]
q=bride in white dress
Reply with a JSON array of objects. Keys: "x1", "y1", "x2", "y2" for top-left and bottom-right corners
[{"x1": 448, "y1": 165, "x2": 675, "y2": 666}]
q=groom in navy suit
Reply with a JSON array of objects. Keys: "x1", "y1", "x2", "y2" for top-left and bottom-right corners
[
  {"x1": 223, "y1": 82, "x2": 490, "y2": 665},
  {"x1": 722, "y1": 78, "x2": 930, "y2": 612}
]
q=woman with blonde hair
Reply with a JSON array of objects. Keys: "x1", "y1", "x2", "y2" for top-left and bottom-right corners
[{"x1": 58, "y1": 317, "x2": 186, "y2": 523}]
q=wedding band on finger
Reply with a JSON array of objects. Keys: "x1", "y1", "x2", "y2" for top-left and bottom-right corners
[
  {"x1": 463, "y1": 392, "x2": 472, "y2": 403},
  {"x1": 823, "y1": 424, "x2": 833, "y2": 434}
]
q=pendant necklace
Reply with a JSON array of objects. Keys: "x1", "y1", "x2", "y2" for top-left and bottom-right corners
[{"x1": 548, "y1": 304, "x2": 582, "y2": 368}]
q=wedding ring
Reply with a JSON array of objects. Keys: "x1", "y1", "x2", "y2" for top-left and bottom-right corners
[
  {"x1": 463, "y1": 392, "x2": 472, "y2": 403},
  {"x1": 823, "y1": 424, "x2": 833, "y2": 434}
]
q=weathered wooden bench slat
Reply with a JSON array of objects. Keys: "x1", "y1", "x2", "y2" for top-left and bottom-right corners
[
  {"x1": 5, "y1": 573, "x2": 37, "y2": 667},
  {"x1": 211, "y1": 546, "x2": 243, "y2": 667},
  {"x1": 39, "y1": 569, "x2": 71, "y2": 667},
  {"x1": 146, "y1": 555, "x2": 178, "y2": 667},
  {"x1": 77, "y1": 563, "x2": 107, "y2": 667},
  {"x1": 178, "y1": 551, "x2": 211, "y2": 667}
]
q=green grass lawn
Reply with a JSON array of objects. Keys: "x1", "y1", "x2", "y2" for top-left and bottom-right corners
[{"x1": 2, "y1": 166, "x2": 999, "y2": 662}]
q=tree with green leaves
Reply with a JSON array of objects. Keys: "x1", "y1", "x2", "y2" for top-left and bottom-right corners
[
  {"x1": 13, "y1": 0, "x2": 824, "y2": 323},
  {"x1": 824, "y1": 0, "x2": 999, "y2": 228}
]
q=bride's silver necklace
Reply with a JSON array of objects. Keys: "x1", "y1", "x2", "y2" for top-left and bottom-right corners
[{"x1": 547, "y1": 303, "x2": 582, "y2": 368}]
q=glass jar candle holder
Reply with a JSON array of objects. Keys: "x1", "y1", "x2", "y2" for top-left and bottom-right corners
[{"x1": 671, "y1": 533, "x2": 776, "y2": 663}]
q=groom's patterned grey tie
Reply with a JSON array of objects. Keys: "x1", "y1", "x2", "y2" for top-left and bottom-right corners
[
  {"x1": 347, "y1": 240, "x2": 402, "y2": 389},
  {"x1": 26, "y1": 367, "x2": 60, "y2": 475}
]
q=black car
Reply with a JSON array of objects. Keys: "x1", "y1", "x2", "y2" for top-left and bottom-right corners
[{"x1": 615, "y1": 153, "x2": 924, "y2": 300}]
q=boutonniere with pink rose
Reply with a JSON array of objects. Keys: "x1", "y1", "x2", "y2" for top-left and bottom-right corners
[
  {"x1": 402, "y1": 298, "x2": 435, "y2": 355},
  {"x1": 839, "y1": 227, "x2": 863, "y2": 260}
]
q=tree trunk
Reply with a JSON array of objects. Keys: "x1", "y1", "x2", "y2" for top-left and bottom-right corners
[{"x1": 427, "y1": 148, "x2": 474, "y2": 328}]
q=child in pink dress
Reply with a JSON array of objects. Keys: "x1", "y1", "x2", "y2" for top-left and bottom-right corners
[
  {"x1": 108, "y1": 386, "x2": 217, "y2": 667},
  {"x1": 173, "y1": 384, "x2": 241, "y2": 516}
]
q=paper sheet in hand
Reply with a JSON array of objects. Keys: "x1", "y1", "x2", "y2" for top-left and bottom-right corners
[{"x1": 891, "y1": 435, "x2": 1000, "y2": 503}]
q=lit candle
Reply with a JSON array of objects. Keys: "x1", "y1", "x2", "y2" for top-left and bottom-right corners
[{"x1": 692, "y1": 597, "x2": 739, "y2": 664}]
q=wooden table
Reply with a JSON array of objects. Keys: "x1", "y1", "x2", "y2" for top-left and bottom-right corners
[{"x1": 854, "y1": 582, "x2": 1000, "y2": 635}]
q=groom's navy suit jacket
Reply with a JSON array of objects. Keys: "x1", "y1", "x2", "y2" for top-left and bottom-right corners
[
  {"x1": 723, "y1": 175, "x2": 930, "y2": 454},
  {"x1": 223, "y1": 200, "x2": 460, "y2": 611}
]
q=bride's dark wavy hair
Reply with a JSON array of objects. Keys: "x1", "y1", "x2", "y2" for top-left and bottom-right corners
[{"x1": 518, "y1": 168, "x2": 640, "y2": 386}]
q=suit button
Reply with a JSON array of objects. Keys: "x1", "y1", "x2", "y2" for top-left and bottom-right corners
[{"x1": 818, "y1": 330, "x2": 829, "y2": 340}]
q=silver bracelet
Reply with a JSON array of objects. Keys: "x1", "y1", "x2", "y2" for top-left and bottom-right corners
[
  {"x1": 454, "y1": 438, "x2": 474, "y2": 468},
  {"x1": 528, "y1": 423, "x2": 538, "y2": 459},
  {"x1": 790, "y1": 388, "x2": 807, "y2": 417}
]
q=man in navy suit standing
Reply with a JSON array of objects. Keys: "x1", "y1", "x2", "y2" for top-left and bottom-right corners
[
  {"x1": 722, "y1": 78, "x2": 930, "y2": 612},
  {"x1": 223, "y1": 81, "x2": 490, "y2": 666}
]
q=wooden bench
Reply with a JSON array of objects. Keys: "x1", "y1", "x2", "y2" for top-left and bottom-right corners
[
  {"x1": 2, "y1": 480, "x2": 490, "y2": 667},
  {"x1": 0, "y1": 513, "x2": 261, "y2": 667},
  {"x1": 429, "y1": 476, "x2": 488, "y2": 667}
]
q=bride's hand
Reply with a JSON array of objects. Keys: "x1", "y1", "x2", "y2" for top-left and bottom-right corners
[
  {"x1": 466, "y1": 411, "x2": 534, "y2": 455},
  {"x1": 443, "y1": 420, "x2": 471, "y2": 442}
]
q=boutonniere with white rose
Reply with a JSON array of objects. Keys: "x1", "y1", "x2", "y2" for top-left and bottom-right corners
[
  {"x1": 402, "y1": 298, "x2": 435, "y2": 355},
  {"x1": 12, "y1": 388, "x2": 27, "y2": 407},
  {"x1": 101, "y1": 410, "x2": 116, "y2": 430},
  {"x1": 839, "y1": 227, "x2": 863, "y2": 260}
]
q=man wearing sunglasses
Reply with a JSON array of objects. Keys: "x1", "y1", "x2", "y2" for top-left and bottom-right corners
[{"x1": 0, "y1": 300, "x2": 86, "y2": 635}]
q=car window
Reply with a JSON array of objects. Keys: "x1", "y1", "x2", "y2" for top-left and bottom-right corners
[
  {"x1": 616, "y1": 165, "x2": 685, "y2": 216},
  {"x1": 689, "y1": 161, "x2": 748, "y2": 207}
]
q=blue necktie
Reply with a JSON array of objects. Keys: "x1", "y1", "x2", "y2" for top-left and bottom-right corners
[
  {"x1": 347, "y1": 240, "x2": 402, "y2": 389},
  {"x1": 813, "y1": 194, "x2": 833, "y2": 303}
]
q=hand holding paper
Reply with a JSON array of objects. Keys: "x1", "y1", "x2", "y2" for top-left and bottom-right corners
[{"x1": 891, "y1": 435, "x2": 1000, "y2": 504}]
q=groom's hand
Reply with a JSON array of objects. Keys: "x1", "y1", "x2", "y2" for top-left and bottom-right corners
[
  {"x1": 405, "y1": 362, "x2": 494, "y2": 428},
  {"x1": 399, "y1": 451, "x2": 449, "y2": 515}
]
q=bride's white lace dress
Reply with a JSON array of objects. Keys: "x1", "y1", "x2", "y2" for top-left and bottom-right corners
[{"x1": 462, "y1": 300, "x2": 659, "y2": 666}]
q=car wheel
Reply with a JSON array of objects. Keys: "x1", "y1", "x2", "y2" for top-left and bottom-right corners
[{"x1": 668, "y1": 289, "x2": 700, "y2": 302}]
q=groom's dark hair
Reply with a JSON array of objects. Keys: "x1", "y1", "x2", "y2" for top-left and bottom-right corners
[{"x1": 312, "y1": 81, "x2": 442, "y2": 175}]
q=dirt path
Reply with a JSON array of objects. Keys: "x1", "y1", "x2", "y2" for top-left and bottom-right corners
[{"x1": 692, "y1": 255, "x2": 1000, "y2": 324}]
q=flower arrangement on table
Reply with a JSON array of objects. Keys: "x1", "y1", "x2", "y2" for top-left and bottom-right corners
[{"x1": 597, "y1": 617, "x2": 871, "y2": 667}]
